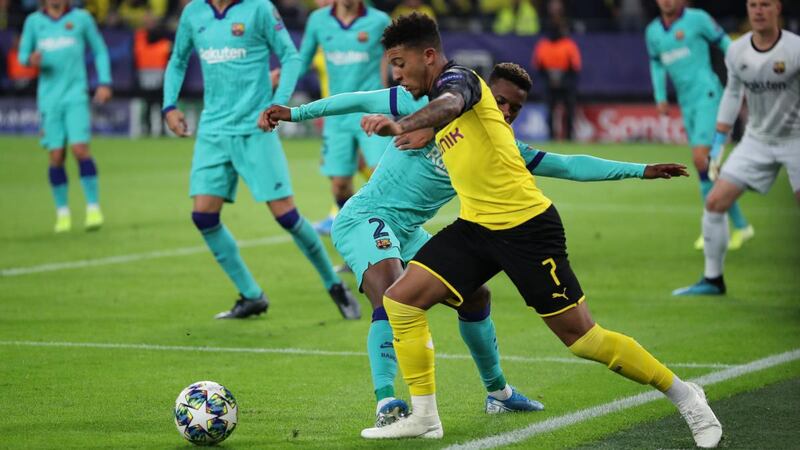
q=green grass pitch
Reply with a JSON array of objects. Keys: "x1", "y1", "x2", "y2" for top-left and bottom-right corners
[{"x1": 1, "y1": 136, "x2": 798, "y2": 449}]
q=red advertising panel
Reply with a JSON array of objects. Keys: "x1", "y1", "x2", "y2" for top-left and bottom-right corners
[{"x1": 574, "y1": 104, "x2": 687, "y2": 144}]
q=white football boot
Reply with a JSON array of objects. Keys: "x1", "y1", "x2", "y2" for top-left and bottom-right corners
[
  {"x1": 361, "y1": 413, "x2": 443, "y2": 439},
  {"x1": 678, "y1": 382, "x2": 722, "y2": 448}
]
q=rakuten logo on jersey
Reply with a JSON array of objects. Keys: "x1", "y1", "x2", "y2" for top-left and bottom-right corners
[
  {"x1": 37, "y1": 36, "x2": 77, "y2": 52},
  {"x1": 326, "y1": 50, "x2": 369, "y2": 66},
  {"x1": 743, "y1": 80, "x2": 788, "y2": 94},
  {"x1": 660, "y1": 46, "x2": 690, "y2": 65},
  {"x1": 199, "y1": 47, "x2": 247, "y2": 65}
]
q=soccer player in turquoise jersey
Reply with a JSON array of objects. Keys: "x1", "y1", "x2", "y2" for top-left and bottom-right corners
[
  {"x1": 262, "y1": 63, "x2": 689, "y2": 427},
  {"x1": 18, "y1": 0, "x2": 111, "y2": 233},
  {"x1": 162, "y1": 0, "x2": 360, "y2": 320},
  {"x1": 646, "y1": 0, "x2": 753, "y2": 250},
  {"x1": 297, "y1": 0, "x2": 392, "y2": 235}
]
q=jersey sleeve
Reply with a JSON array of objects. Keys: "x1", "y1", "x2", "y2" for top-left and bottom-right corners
[
  {"x1": 645, "y1": 27, "x2": 667, "y2": 104},
  {"x1": 162, "y1": 8, "x2": 194, "y2": 111},
  {"x1": 18, "y1": 15, "x2": 36, "y2": 66},
  {"x1": 263, "y1": 2, "x2": 301, "y2": 106},
  {"x1": 532, "y1": 151, "x2": 646, "y2": 181},
  {"x1": 296, "y1": 12, "x2": 319, "y2": 78},
  {"x1": 82, "y1": 12, "x2": 112, "y2": 85},
  {"x1": 290, "y1": 86, "x2": 425, "y2": 121},
  {"x1": 698, "y1": 10, "x2": 731, "y2": 52},
  {"x1": 432, "y1": 66, "x2": 482, "y2": 115},
  {"x1": 717, "y1": 44, "x2": 744, "y2": 126}
]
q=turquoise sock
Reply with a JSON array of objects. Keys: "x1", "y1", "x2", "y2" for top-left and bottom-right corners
[
  {"x1": 201, "y1": 224, "x2": 262, "y2": 299},
  {"x1": 459, "y1": 316, "x2": 506, "y2": 392},
  {"x1": 699, "y1": 179, "x2": 713, "y2": 201},
  {"x1": 78, "y1": 158, "x2": 99, "y2": 205},
  {"x1": 727, "y1": 201, "x2": 749, "y2": 230},
  {"x1": 48, "y1": 166, "x2": 68, "y2": 209},
  {"x1": 368, "y1": 308, "x2": 397, "y2": 401},
  {"x1": 281, "y1": 213, "x2": 339, "y2": 289}
]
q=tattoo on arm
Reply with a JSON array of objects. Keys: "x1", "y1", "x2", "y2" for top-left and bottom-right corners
[{"x1": 397, "y1": 92, "x2": 464, "y2": 133}]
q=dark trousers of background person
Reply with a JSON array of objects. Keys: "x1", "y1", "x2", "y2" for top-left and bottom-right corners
[
  {"x1": 544, "y1": 85, "x2": 577, "y2": 141},
  {"x1": 138, "y1": 69, "x2": 165, "y2": 136}
]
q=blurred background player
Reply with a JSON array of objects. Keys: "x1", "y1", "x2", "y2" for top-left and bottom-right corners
[
  {"x1": 646, "y1": 0, "x2": 754, "y2": 250},
  {"x1": 357, "y1": 14, "x2": 721, "y2": 446},
  {"x1": 296, "y1": 0, "x2": 392, "y2": 235},
  {"x1": 18, "y1": 0, "x2": 112, "y2": 233},
  {"x1": 674, "y1": 0, "x2": 799, "y2": 296},
  {"x1": 162, "y1": 0, "x2": 360, "y2": 320},
  {"x1": 262, "y1": 61, "x2": 691, "y2": 429}
]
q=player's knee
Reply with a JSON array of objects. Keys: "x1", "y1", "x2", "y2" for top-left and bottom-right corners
[
  {"x1": 705, "y1": 190, "x2": 729, "y2": 213},
  {"x1": 71, "y1": 144, "x2": 90, "y2": 159},
  {"x1": 191, "y1": 211, "x2": 220, "y2": 233},
  {"x1": 692, "y1": 154, "x2": 709, "y2": 172},
  {"x1": 457, "y1": 286, "x2": 491, "y2": 322},
  {"x1": 275, "y1": 208, "x2": 301, "y2": 230},
  {"x1": 49, "y1": 150, "x2": 66, "y2": 166}
]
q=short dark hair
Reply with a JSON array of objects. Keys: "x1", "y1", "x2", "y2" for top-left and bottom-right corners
[
  {"x1": 381, "y1": 12, "x2": 442, "y2": 51},
  {"x1": 489, "y1": 62, "x2": 533, "y2": 93}
]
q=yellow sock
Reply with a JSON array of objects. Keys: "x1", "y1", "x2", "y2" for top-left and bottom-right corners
[
  {"x1": 569, "y1": 324, "x2": 674, "y2": 392},
  {"x1": 383, "y1": 296, "x2": 435, "y2": 396}
]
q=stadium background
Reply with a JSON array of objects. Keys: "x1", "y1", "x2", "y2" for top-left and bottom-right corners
[{"x1": 2, "y1": 0, "x2": 799, "y2": 142}]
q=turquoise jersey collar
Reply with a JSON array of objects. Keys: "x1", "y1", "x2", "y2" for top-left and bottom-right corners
[
  {"x1": 330, "y1": 3, "x2": 367, "y2": 30},
  {"x1": 205, "y1": 0, "x2": 242, "y2": 20},
  {"x1": 41, "y1": 6, "x2": 72, "y2": 22},
  {"x1": 660, "y1": 6, "x2": 685, "y2": 32}
]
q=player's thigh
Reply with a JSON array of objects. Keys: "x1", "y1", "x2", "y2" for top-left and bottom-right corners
[
  {"x1": 706, "y1": 178, "x2": 745, "y2": 212},
  {"x1": 355, "y1": 132, "x2": 392, "y2": 168},
  {"x1": 190, "y1": 134, "x2": 238, "y2": 203},
  {"x1": 720, "y1": 135, "x2": 781, "y2": 195},
  {"x1": 774, "y1": 138, "x2": 800, "y2": 195},
  {"x1": 321, "y1": 127, "x2": 358, "y2": 177},
  {"x1": 64, "y1": 101, "x2": 91, "y2": 146},
  {"x1": 331, "y1": 212, "x2": 404, "y2": 292},
  {"x1": 39, "y1": 107, "x2": 66, "y2": 151},
  {"x1": 491, "y1": 205, "x2": 585, "y2": 317},
  {"x1": 408, "y1": 219, "x2": 500, "y2": 308},
  {"x1": 233, "y1": 133, "x2": 294, "y2": 203}
]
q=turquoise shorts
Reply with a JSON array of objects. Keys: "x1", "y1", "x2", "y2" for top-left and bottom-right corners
[
  {"x1": 331, "y1": 211, "x2": 431, "y2": 290},
  {"x1": 321, "y1": 122, "x2": 391, "y2": 177},
  {"x1": 681, "y1": 91, "x2": 720, "y2": 148},
  {"x1": 39, "y1": 101, "x2": 91, "y2": 151},
  {"x1": 190, "y1": 132, "x2": 293, "y2": 203}
]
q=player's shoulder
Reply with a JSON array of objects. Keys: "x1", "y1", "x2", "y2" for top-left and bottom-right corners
[
  {"x1": 307, "y1": 5, "x2": 332, "y2": 23},
  {"x1": 727, "y1": 32, "x2": 752, "y2": 57},
  {"x1": 782, "y1": 30, "x2": 800, "y2": 47},
  {"x1": 180, "y1": 0, "x2": 207, "y2": 16},
  {"x1": 644, "y1": 19, "x2": 663, "y2": 38},
  {"x1": 684, "y1": 7, "x2": 712, "y2": 21}
]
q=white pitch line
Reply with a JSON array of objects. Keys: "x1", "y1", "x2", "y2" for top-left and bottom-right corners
[
  {"x1": 0, "y1": 340, "x2": 731, "y2": 370},
  {"x1": 0, "y1": 216, "x2": 457, "y2": 277},
  {"x1": 445, "y1": 348, "x2": 800, "y2": 450}
]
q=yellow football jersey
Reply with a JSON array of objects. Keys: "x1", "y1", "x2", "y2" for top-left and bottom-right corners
[{"x1": 432, "y1": 64, "x2": 551, "y2": 230}]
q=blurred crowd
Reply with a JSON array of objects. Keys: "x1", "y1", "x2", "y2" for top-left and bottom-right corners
[{"x1": 2, "y1": 0, "x2": 798, "y2": 35}]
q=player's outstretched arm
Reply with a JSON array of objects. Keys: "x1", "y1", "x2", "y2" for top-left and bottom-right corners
[{"x1": 525, "y1": 148, "x2": 688, "y2": 181}]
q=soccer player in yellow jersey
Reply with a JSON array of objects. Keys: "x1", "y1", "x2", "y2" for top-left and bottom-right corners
[{"x1": 357, "y1": 13, "x2": 723, "y2": 448}]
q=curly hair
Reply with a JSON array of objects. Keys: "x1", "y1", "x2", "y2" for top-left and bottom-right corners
[
  {"x1": 489, "y1": 62, "x2": 533, "y2": 93},
  {"x1": 381, "y1": 12, "x2": 442, "y2": 51}
]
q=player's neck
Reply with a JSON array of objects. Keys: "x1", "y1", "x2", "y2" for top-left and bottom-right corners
[
  {"x1": 334, "y1": 2, "x2": 362, "y2": 24},
  {"x1": 210, "y1": 0, "x2": 234, "y2": 14},
  {"x1": 660, "y1": 8, "x2": 683, "y2": 28},
  {"x1": 426, "y1": 56, "x2": 450, "y2": 93},
  {"x1": 45, "y1": 4, "x2": 67, "y2": 18},
  {"x1": 752, "y1": 27, "x2": 781, "y2": 51}
]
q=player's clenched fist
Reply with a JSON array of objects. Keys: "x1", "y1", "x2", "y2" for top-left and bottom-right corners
[
  {"x1": 258, "y1": 105, "x2": 290, "y2": 132},
  {"x1": 165, "y1": 109, "x2": 190, "y2": 137},
  {"x1": 361, "y1": 114, "x2": 402, "y2": 137}
]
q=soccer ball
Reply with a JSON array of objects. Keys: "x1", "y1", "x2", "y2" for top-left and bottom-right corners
[{"x1": 174, "y1": 381, "x2": 238, "y2": 446}]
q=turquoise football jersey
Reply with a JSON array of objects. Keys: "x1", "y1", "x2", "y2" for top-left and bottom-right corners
[
  {"x1": 645, "y1": 7, "x2": 730, "y2": 106},
  {"x1": 298, "y1": 4, "x2": 390, "y2": 131},
  {"x1": 18, "y1": 7, "x2": 111, "y2": 111},
  {"x1": 163, "y1": 0, "x2": 301, "y2": 135}
]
